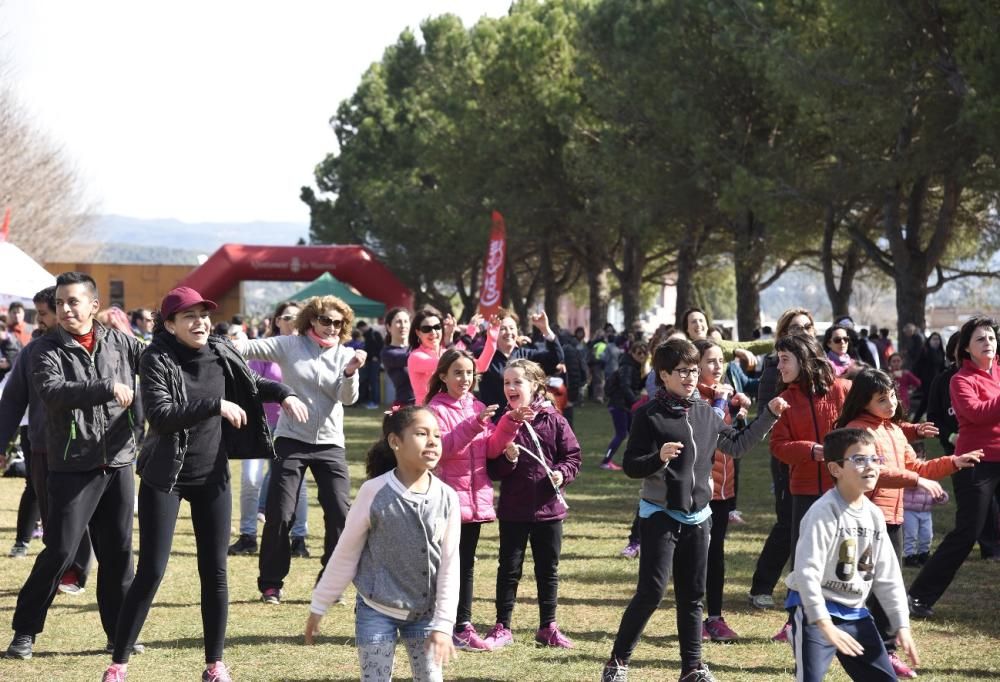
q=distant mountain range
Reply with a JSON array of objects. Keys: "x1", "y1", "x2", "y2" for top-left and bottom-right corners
[{"x1": 76, "y1": 214, "x2": 310, "y2": 255}]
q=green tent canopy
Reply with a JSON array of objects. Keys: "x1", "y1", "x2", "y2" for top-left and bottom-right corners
[{"x1": 290, "y1": 272, "x2": 386, "y2": 318}]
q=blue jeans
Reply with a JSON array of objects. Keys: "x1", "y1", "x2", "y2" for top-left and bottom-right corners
[
  {"x1": 354, "y1": 598, "x2": 441, "y2": 682},
  {"x1": 788, "y1": 606, "x2": 895, "y2": 682},
  {"x1": 903, "y1": 509, "x2": 932, "y2": 556},
  {"x1": 244, "y1": 460, "x2": 308, "y2": 537}
]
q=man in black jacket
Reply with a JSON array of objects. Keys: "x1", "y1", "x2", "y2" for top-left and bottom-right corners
[{"x1": 6, "y1": 272, "x2": 145, "y2": 660}]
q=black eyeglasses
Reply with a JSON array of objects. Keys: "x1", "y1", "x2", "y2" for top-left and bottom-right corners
[
  {"x1": 315, "y1": 315, "x2": 344, "y2": 328},
  {"x1": 671, "y1": 368, "x2": 698, "y2": 379},
  {"x1": 419, "y1": 323, "x2": 443, "y2": 333}
]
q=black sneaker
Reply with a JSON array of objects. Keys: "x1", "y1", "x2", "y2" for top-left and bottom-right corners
[
  {"x1": 601, "y1": 657, "x2": 629, "y2": 682},
  {"x1": 106, "y1": 640, "x2": 145, "y2": 655},
  {"x1": 5, "y1": 632, "x2": 34, "y2": 659},
  {"x1": 908, "y1": 594, "x2": 934, "y2": 619},
  {"x1": 261, "y1": 588, "x2": 281, "y2": 605},
  {"x1": 679, "y1": 665, "x2": 717, "y2": 682},
  {"x1": 903, "y1": 555, "x2": 920, "y2": 568},
  {"x1": 227, "y1": 534, "x2": 258, "y2": 556},
  {"x1": 290, "y1": 536, "x2": 311, "y2": 559},
  {"x1": 917, "y1": 551, "x2": 930, "y2": 566}
]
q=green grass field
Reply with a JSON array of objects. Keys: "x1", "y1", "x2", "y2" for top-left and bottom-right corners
[{"x1": 1, "y1": 404, "x2": 998, "y2": 681}]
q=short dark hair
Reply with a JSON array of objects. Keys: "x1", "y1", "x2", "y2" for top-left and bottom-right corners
[
  {"x1": 55, "y1": 271, "x2": 98, "y2": 298},
  {"x1": 8, "y1": 301, "x2": 25, "y2": 314},
  {"x1": 652, "y1": 337, "x2": 700, "y2": 386},
  {"x1": 33, "y1": 286, "x2": 56, "y2": 312},
  {"x1": 824, "y1": 428, "x2": 875, "y2": 464},
  {"x1": 957, "y1": 315, "x2": 999, "y2": 363}
]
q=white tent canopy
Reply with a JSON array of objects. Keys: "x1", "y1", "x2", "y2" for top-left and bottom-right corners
[{"x1": 0, "y1": 241, "x2": 56, "y2": 310}]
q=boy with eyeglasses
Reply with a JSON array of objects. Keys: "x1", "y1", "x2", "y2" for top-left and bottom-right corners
[
  {"x1": 784, "y1": 428, "x2": 918, "y2": 682},
  {"x1": 601, "y1": 338, "x2": 788, "y2": 682}
]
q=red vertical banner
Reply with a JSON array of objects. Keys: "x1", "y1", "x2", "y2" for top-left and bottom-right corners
[
  {"x1": 0, "y1": 206, "x2": 10, "y2": 241},
  {"x1": 477, "y1": 210, "x2": 507, "y2": 318}
]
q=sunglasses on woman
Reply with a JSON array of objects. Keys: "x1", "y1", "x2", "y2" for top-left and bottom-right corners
[
  {"x1": 419, "y1": 323, "x2": 443, "y2": 333},
  {"x1": 315, "y1": 315, "x2": 344, "y2": 329},
  {"x1": 279, "y1": 314, "x2": 297, "y2": 321}
]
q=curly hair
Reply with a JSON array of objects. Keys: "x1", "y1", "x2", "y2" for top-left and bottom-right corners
[
  {"x1": 774, "y1": 333, "x2": 834, "y2": 396},
  {"x1": 295, "y1": 295, "x2": 354, "y2": 343}
]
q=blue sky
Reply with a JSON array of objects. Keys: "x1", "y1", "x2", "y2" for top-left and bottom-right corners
[{"x1": 0, "y1": 1, "x2": 512, "y2": 224}]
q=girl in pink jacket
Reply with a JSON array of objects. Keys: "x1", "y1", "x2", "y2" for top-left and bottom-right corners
[{"x1": 425, "y1": 349, "x2": 524, "y2": 651}]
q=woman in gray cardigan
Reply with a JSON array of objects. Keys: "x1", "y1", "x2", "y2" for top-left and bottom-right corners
[{"x1": 237, "y1": 295, "x2": 366, "y2": 604}]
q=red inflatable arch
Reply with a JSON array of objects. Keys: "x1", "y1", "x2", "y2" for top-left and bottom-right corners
[{"x1": 177, "y1": 244, "x2": 413, "y2": 314}]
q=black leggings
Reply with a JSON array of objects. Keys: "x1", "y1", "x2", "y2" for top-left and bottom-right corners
[
  {"x1": 867, "y1": 524, "x2": 902, "y2": 652},
  {"x1": 456, "y1": 522, "x2": 484, "y2": 627},
  {"x1": 495, "y1": 520, "x2": 563, "y2": 629},
  {"x1": 113, "y1": 480, "x2": 231, "y2": 664},
  {"x1": 15, "y1": 430, "x2": 40, "y2": 544},
  {"x1": 706, "y1": 499, "x2": 732, "y2": 617}
]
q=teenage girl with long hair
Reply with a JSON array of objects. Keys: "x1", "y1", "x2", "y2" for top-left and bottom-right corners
[{"x1": 424, "y1": 349, "x2": 526, "y2": 650}]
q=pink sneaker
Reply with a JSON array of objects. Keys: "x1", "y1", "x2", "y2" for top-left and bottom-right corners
[
  {"x1": 888, "y1": 652, "x2": 918, "y2": 679},
  {"x1": 599, "y1": 460, "x2": 623, "y2": 471},
  {"x1": 772, "y1": 622, "x2": 792, "y2": 643},
  {"x1": 453, "y1": 622, "x2": 491, "y2": 651},
  {"x1": 703, "y1": 617, "x2": 739, "y2": 642},
  {"x1": 535, "y1": 622, "x2": 574, "y2": 648},
  {"x1": 701, "y1": 622, "x2": 710, "y2": 641},
  {"x1": 483, "y1": 623, "x2": 513, "y2": 649},
  {"x1": 102, "y1": 664, "x2": 128, "y2": 682},
  {"x1": 202, "y1": 662, "x2": 233, "y2": 682}
]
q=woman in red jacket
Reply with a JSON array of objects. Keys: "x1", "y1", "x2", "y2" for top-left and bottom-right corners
[
  {"x1": 768, "y1": 333, "x2": 851, "y2": 641},
  {"x1": 909, "y1": 316, "x2": 999, "y2": 618}
]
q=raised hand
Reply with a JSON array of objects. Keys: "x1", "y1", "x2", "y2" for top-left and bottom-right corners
[
  {"x1": 478, "y1": 404, "x2": 499, "y2": 424},
  {"x1": 344, "y1": 349, "x2": 367, "y2": 376},
  {"x1": 768, "y1": 396, "x2": 790, "y2": 416}
]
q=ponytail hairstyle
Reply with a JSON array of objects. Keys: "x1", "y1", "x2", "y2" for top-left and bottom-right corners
[
  {"x1": 835, "y1": 368, "x2": 903, "y2": 427},
  {"x1": 425, "y1": 348, "x2": 477, "y2": 404},
  {"x1": 774, "y1": 333, "x2": 834, "y2": 397},
  {"x1": 506, "y1": 358, "x2": 547, "y2": 400},
  {"x1": 365, "y1": 406, "x2": 432, "y2": 479}
]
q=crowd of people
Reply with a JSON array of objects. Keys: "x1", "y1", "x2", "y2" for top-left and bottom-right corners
[{"x1": 0, "y1": 275, "x2": 997, "y2": 682}]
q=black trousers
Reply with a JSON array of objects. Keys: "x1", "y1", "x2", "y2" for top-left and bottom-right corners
[
  {"x1": 706, "y1": 499, "x2": 732, "y2": 617},
  {"x1": 12, "y1": 466, "x2": 135, "y2": 639},
  {"x1": 28, "y1": 450, "x2": 95, "y2": 584},
  {"x1": 15, "y1": 430, "x2": 40, "y2": 545},
  {"x1": 790, "y1": 494, "x2": 823, "y2": 570},
  {"x1": 611, "y1": 513, "x2": 711, "y2": 671},
  {"x1": 258, "y1": 438, "x2": 351, "y2": 592},
  {"x1": 911, "y1": 462, "x2": 1000, "y2": 606},
  {"x1": 750, "y1": 457, "x2": 793, "y2": 596},
  {"x1": 495, "y1": 519, "x2": 563, "y2": 629},
  {"x1": 113, "y1": 479, "x2": 231, "y2": 664},
  {"x1": 456, "y1": 522, "x2": 484, "y2": 627},
  {"x1": 866, "y1": 523, "x2": 902, "y2": 652}
]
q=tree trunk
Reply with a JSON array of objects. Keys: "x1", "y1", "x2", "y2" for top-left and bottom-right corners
[
  {"x1": 821, "y1": 205, "x2": 861, "y2": 320},
  {"x1": 586, "y1": 264, "x2": 610, "y2": 337},
  {"x1": 616, "y1": 232, "x2": 646, "y2": 328},
  {"x1": 732, "y1": 211, "x2": 764, "y2": 339},
  {"x1": 540, "y1": 241, "x2": 561, "y2": 326},
  {"x1": 674, "y1": 223, "x2": 705, "y2": 324}
]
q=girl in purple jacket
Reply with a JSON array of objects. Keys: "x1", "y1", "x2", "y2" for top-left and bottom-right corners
[
  {"x1": 484, "y1": 359, "x2": 582, "y2": 650},
  {"x1": 425, "y1": 349, "x2": 524, "y2": 651}
]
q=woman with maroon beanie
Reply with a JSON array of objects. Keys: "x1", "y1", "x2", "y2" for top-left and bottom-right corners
[{"x1": 103, "y1": 287, "x2": 306, "y2": 682}]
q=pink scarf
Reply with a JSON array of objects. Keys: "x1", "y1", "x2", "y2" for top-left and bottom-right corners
[{"x1": 308, "y1": 329, "x2": 337, "y2": 349}]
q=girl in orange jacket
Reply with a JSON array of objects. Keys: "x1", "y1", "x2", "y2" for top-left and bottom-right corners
[{"x1": 694, "y1": 339, "x2": 751, "y2": 643}]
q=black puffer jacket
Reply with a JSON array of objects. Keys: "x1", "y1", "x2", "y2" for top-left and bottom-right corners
[
  {"x1": 607, "y1": 354, "x2": 647, "y2": 409},
  {"x1": 32, "y1": 324, "x2": 145, "y2": 472},
  {"x1": 137, "y1": 333, "x2": 294, "y2": 491}
]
